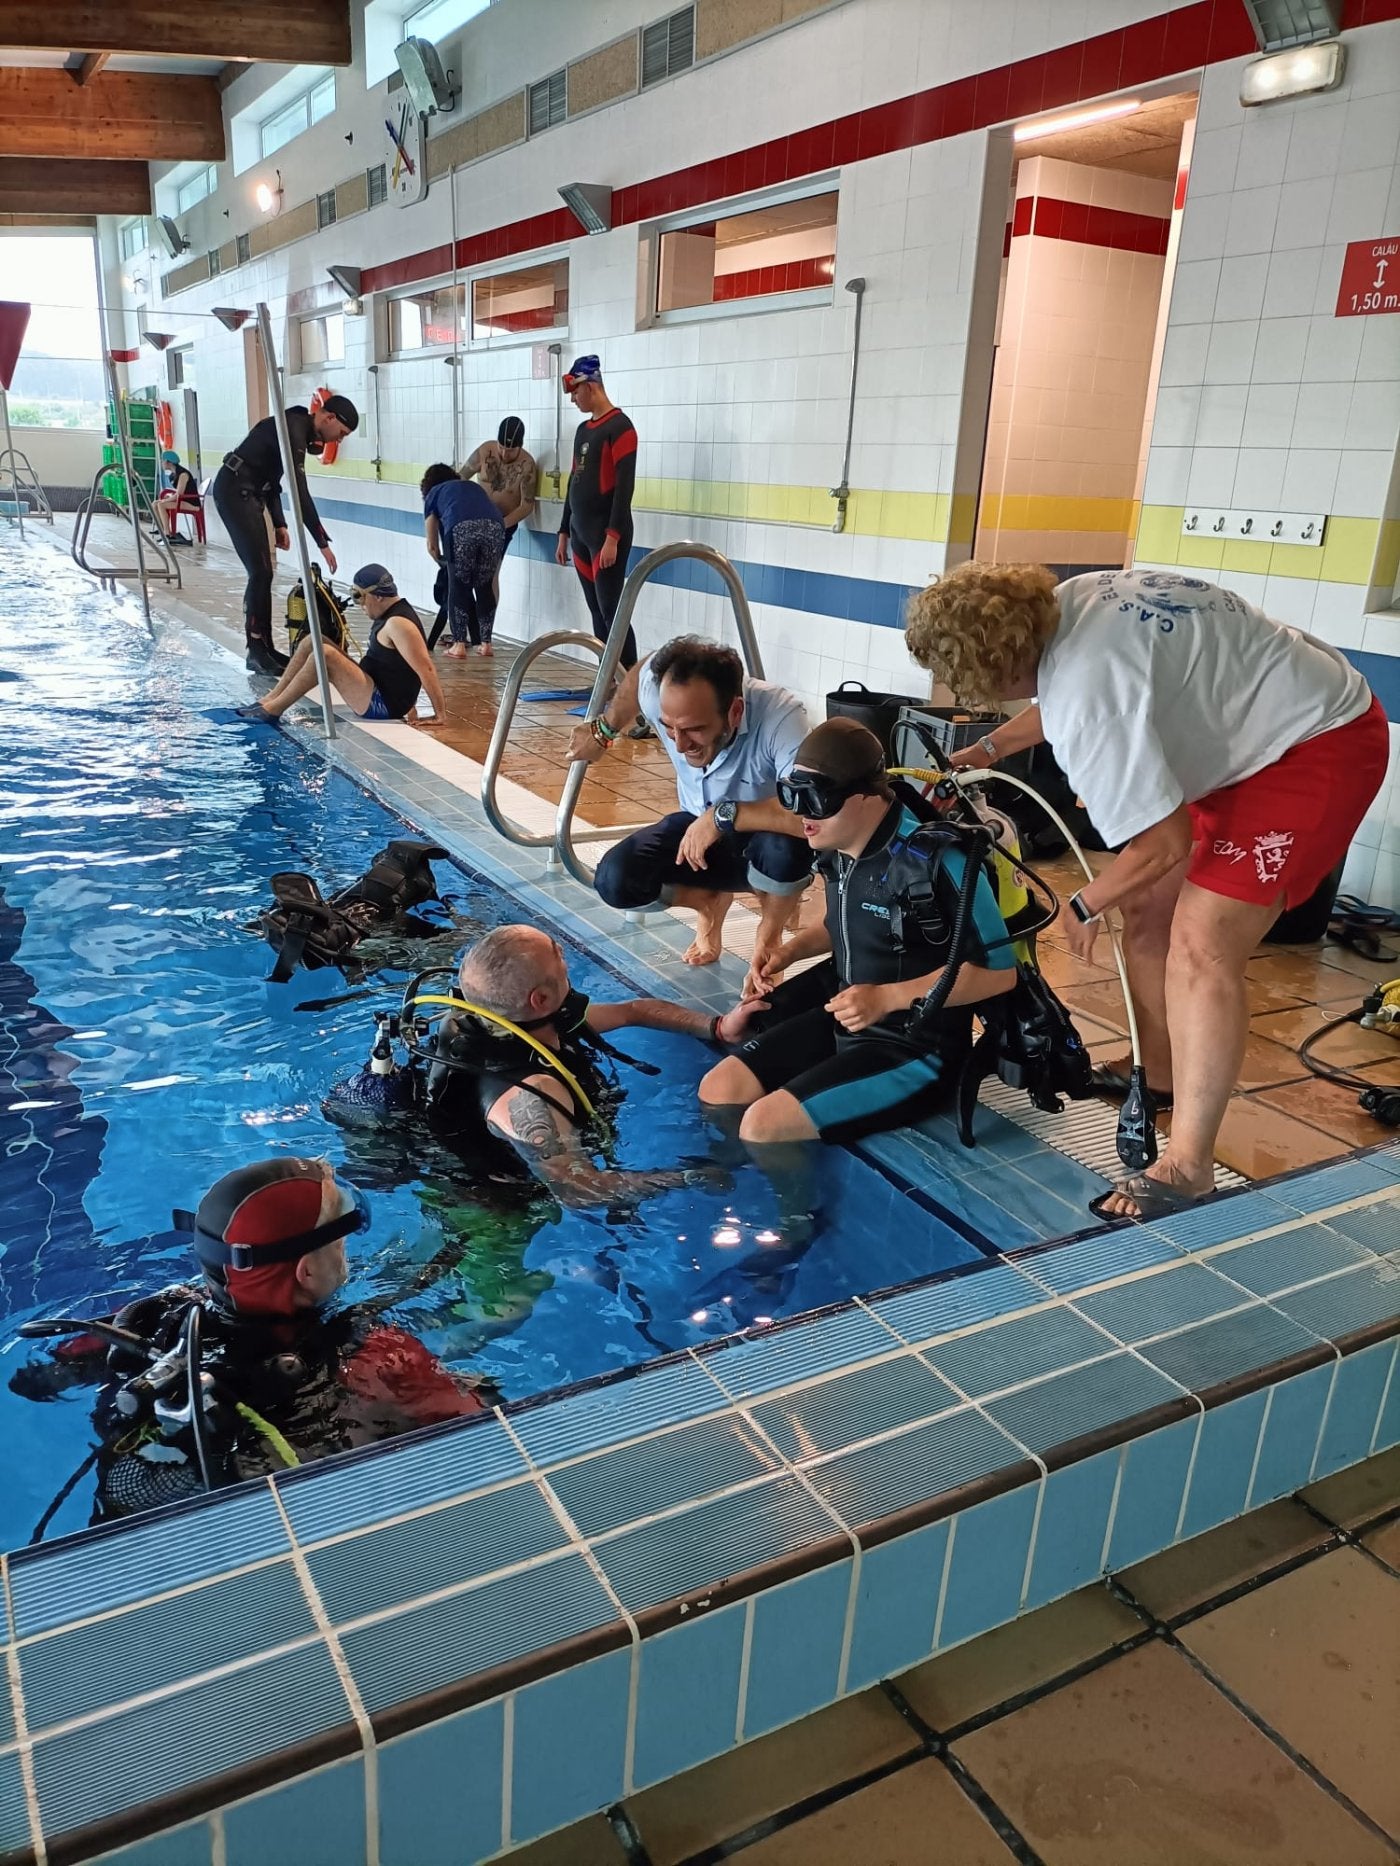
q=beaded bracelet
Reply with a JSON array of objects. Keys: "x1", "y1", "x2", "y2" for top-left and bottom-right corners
[{"x1": 591, "y1": 717, "x2": 619, "y2": 745}]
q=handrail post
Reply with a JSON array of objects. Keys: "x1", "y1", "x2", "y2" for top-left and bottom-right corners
[
  {"x1": 255, "y1": 303, "x2": 335, "y2": 741},
  {"x1": 1, "y1": 388, "x2": 23, "y2": 541}
]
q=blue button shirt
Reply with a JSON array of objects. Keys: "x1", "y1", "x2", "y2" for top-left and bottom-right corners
[{"x1": 637, "y1": 662, "x2": 810, "y2": 814}]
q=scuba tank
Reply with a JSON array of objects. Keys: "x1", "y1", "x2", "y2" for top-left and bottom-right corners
[
  {"x1": 285, "y1": 563, "x2": 351, "y2": 653},
  {"x1": 324, "y1": 1012, "x2": 423, "y2": 1124}
]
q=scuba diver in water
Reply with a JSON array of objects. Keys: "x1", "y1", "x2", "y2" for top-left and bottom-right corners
[
  {"x1": 327, "y1": 924, "x2": 764, "y2": 1209},
  {"x1": 258, "y1": 836, "x2": 460, "y2": 981},
  {"x1": 10, "y1": 1157, "x2": 491, "y2": 1534}
]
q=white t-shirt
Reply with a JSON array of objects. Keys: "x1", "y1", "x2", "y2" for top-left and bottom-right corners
[
  {"x1": 637, "y1": 662, "x2": 809, "y2": 815},
  {"x1": 1036, "y1": 570, "x2": 1372, "y2": 848}
]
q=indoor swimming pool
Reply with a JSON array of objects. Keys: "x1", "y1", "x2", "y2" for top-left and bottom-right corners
[{"x1": 0, "y1": 541, "x2": 988, "y2": 1550}]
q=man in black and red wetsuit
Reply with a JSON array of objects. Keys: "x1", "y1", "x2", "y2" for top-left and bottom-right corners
[{"x1": 555, "y1": 354, "x2": 640, "y2": 666}]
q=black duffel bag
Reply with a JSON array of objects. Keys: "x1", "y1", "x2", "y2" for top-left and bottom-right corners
[{"x1": 825, "y1": 681, "x2": 922, "y2": 758}]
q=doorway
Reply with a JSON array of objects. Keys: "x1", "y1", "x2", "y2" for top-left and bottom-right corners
[{"x1": 243, "y1": 325, "x2": 268, "y2": 429}]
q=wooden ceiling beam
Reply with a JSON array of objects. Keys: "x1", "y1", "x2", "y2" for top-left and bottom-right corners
[
  {"x1": 0, "y1": 69, "x2": 224, "y2": 162},
  {"x1": 0, "y1": 2, "x2": 351, "y2": 66},
  {"x1": 74, "y1": 52, "x2": 111, "y2": 85},
  {"x1": 0, "y1": 157, "x2": 151, "y2": 217}
]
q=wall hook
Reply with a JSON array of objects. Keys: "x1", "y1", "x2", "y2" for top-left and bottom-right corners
[
  {"x1": 1271, "y1": 520, "x2": 1283, "y2": 537},
  {"x1": 1184, "y1": 513, "x2": 1198, "y2": 531},
  {"x1": 1302, "y1": 521, "x2": 1315, "y2": 539},
  {"x1": 1212, "y1": 516, "x2": 1226, "y2": 532},
  {"x1": 1239, "y1": 517, "x2": 1253, "y2": 534}
]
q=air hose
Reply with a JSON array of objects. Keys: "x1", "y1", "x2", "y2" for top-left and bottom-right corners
[{"x1": 1297, "y1": 981, "x2": 1400, "y2": 1127}]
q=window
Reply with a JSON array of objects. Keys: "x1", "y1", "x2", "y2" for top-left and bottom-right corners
[
  {"x1": 471, "y1": 259, "x2": 568, "y2": 340},
  {"x1": 236, "y1": 231, "x2": 251, "y2": 265},
  {"x1": 299, "y1": 312, "x2": 345, "y2": 369},
  {"x1": 390, "y1": 282, "x2": 465, "y2": 353},
  {"x1": 207, "y1": 248, "x2": 222, "y2": 279},
  {"x1": 317, "y1": 189, "x2": 338, "y2": 230},
  {"x1": 642, "y1": 6, "x2": 694, "y2": 86},
  {"x1": 657, "y1": 190, "x2": 837, "y2": 315},
  {"x1": 119, "y1": 220, "x2": 147, "y2": 261},
  {"x1": 175, "y1": 165, "x2": 217, "y2": 216},
  {"x1": 261, "y1": 72, "x2": 335, "y2": 159},
  {"x1": 367, "y1": 163, "x2": 388, "y2": 208},
  {"x1": 402, "y1": 0, "x2": 490, "y2": 43},
  {"x1": 528, "y1": 69, "x2": 566, "y2": 135},
  {"x1": 168, "y1": 349, "x2": 187, "y2": 390}
]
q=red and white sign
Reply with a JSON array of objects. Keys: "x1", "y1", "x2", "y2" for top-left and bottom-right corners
[{"x1": 1336, "y1": 237, "x2": 1400, "y2": 317}]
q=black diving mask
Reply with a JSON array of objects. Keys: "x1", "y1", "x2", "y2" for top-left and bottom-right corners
[
  {"x1": 175, "y1": 1184, "x2": 371, "y2": 1271},
  {"x1": 777, "y1": 767, "x2": 883, "y2": 820}
]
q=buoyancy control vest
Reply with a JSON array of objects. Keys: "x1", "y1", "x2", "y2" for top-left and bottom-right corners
[
  {"x1": 285, "y1": 564, "x2": 350, "y2": 653},
  {"x1": 260, "y1": 838, "x2": 446, "y2": 980}
]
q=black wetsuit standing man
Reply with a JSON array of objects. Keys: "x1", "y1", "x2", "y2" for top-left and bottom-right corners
[
  {"x1": 211, "y1": 395, "x2": 358, "y2": 675},
  {"x1": 554, "y1": 355, "x2": 639, "y2": 666}
]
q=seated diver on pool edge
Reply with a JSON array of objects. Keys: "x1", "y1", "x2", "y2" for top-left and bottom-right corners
[
  {"x1": 10, "y1": 1157, "x2": 491, "y2": 1534},
  {"x1": 325, "y1": 924, "x2": 766, "y2": 1209}
]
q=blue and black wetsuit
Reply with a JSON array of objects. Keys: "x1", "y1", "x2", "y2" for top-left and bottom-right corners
[{"x1": 735, "y1": 799, "x2": 1010, "y2": 1142}]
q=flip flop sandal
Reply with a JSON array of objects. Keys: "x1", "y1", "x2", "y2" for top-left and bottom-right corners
[
  {"x1": 1089, "y1": 1175, "x2": 1207, "y2": 1223},
  {"x1": 1088, "y1": 1063, "x2": 1174, "y2": 1112}
]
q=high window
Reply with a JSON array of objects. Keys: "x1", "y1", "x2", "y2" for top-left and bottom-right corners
[{"x1": 656, "y1": 189, "x2": 837, "y2": 316}]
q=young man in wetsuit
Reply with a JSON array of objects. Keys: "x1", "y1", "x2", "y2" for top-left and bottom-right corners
[
  {"x1": 240, "y1": 563, "x2": 446, "y2": 727},
  {"x1": 700, "y1": 719, "x2": 1017, "y2": 1147},
  {"x1": 9, "y1": 1157, "x2": 489, "y2": 1522},
  {"x1": 446, "y1": 925, "x2": 762, "y2": 1207},
  {"x1": 211, "y1": 394, "x2": 358, "y2": 675},
  {"x1": 554, "y1": 355, "x2": 639, "y2": 665}
]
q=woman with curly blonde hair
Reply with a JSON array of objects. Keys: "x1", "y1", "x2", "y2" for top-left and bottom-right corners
[{"x1": 905, "y1": 562, "x2": 1387, "y2": 1221}]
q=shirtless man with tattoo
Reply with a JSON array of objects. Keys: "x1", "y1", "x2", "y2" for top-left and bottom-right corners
[{"x1": 455, "y1": 927, "x2": 765, "y2": 1208}]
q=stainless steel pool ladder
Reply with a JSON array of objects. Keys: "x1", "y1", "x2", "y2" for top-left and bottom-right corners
[
  {"x1": 480, "y1": 541, "x2": 765, "y2": 890},
  {"x1": 0, "y1": 447, "x2": 53, "y2": 524},
  {"x1": 71, "y1": 464, "x2": 182, "y2": 595}
]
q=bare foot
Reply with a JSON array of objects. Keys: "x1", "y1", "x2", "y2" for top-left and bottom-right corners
[
  {"x1": 477, "y1": 643, "x2": 493, "y2": 658},
  {"x1": 1097, "y1": 1155, "x2": 1213, "y2": 1220},
  {"x1": 683, "y1": 921, "x2": 725, "y2": 965},
  {"x1": 447, "y1": 643, "x2": 467, "y2": 660}
]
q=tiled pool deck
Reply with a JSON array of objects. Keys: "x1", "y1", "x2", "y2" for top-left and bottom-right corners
[{"x1": 2, "y1": 544, "x2": 1398, "y2": 1866}]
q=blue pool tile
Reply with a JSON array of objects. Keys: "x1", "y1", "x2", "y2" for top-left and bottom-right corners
[
  {"x1": 1270, "y1": 1158, "x2": 1400, "y2": 1210},
  {"x1": 871, "y1": 1262, "x2": 1048, "y2": 1343},
  {"x1": 377, "y1": 1698, "x2": 505, "y2": 1866},
  {"x1": 1312, "y1": 1341, "x2": 1397, "y2": 1479},
  {"x1": 923, "y1": 1306, "x2": 1114, "y2": 1401},
  {"x1": 1270, "y1": 1261, "x2": 1400, "y2": 1344},
  {"x1": 1247, "y1": 1364, "x2": 1335, "y2": 1507},
  {"x1": 631, "y1": 1604, "x2": 747, "y2": 1790},
  {"x1": 1143, "y1": 1192, "x2": 1294, "y2": 1253},
  {"x1": 700, "y1": 1307, "x2": 898, "y2": 1401},
  {"x1": 508, "y1": 1648, "x2": 632, "y2": 1847},
  {"x1": 223, "y1": 1757, "x2": 364, "y2": 1866},
  {"x1": 548, "y1": 1413, "x2": 779, "y2": 1539},
  {"x1": 1320, "y1": 1196, "x2": 1400, "y2": 1256},
  {"x1": 1139, "y1": 1305, "x2": 1325, "y2": 1391},
  {"x1": 278, "y1": 1417, "x2": 527, "y2": 1544},
  {"x1": 806, "y1": 1406, "x2": 1027, "y2": 1529},
  {"x1": 9, "y1": 1488, "x2": 290, "y2": 1638},
  {"x1": 1106, "y1": 1417, "x2": 1200, "y2": 1570},
  {"x1": 88, "y1": 1822, "x2": 214, "y2": 1865},
  {"x1": 916, "y1": 1172, "x2": 1048, "y2": 1250},
  {"x1": 1018, "y1": 1226, "x2": 1183, "y2": 1297},
  {"x1": 1211, "y1": 1225, "x2": 1373, "y2": 1297},
  {"x1": 750, "y1": 1354, "x2": 960, "y2": 1464},
  {"x1": 0, "y1": 1751, "x2": 32, "y2": 1865},
  {"x1": 937, "y1": 1483, "x2": 1041, "y2": 1653},
  {"x1": 1022, "y1": 1451, "x2": 1119, "y2": 1611},
  {"x1": 986, "y1": 1352, "x2": 1189, "y2": 1457},
  {"x1": 341, "y1": 1551, "x2": 621, "y2": 1717},
  {"x1": 1004, "y1": 1147, "x2": 1110, "y2": 1214},
  {"x1": 510, "y1": 1359, "x2": 729, "y2": 1465},
  {"x1": 743, "y1": 1559, "x2": 853, "y2": 1738},
  {"x1": 1180, "y1": 1391, "x2": 1271, "y2": 1541},
  {"x1": 32, "y1": 1642, "x2": 353, "y2": 1845},
  {"x1": 305, "y1": 1478, "x2": 567, "y2": 1625},
  {"x1": 843, "y1": 1521, "x2": 951, "y2": 1690},
  {"x1": 20, "y1": 1559, "x2": 316, "y2": 1735},
  {"x1": 1071, "y1": 1262, "x2": 1250, "y2": 1343},
  {"x1": 594, "y1": 1477, "x2": 840, "y2": 1614}
]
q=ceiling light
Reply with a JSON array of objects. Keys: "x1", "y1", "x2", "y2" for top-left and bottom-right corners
[
  {"x1": 211, "y1": 307, "x2": 252, "y2": 331},
  {"x1": 1240, "y1": 39, "x2": 1345, "y2": 104},
  {"x1": 559, "y1": 183, "x2": 612, "y2": 235},
  {"x1": 142, "y1": 332, "x2": 176, "y2": 351},
  {"x1": 1014, "y1": 100, "x2": 1142, "y2": 143},
  {"x1": 255, "y1": 171, "x2": 283, "y2": 216}
]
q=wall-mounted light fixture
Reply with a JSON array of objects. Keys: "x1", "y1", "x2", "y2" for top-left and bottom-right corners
[
  {"x1": 142, "y1": 332, "x2": 176, "y2": 351},
  {"x1": 559, "y1": 183, "x2": 612, "y2": 235},
  {"x1": 1013, "y1": 100, "x2": 1142, "y2": 143},
  {"x1": 254, "y1": 171, "x2": 284, "y2": 216},
  {"x1": 211, "y1": 307, "x2": 252, "y2": 331},
  {"x1": 1240, "y1": 39, "x2": 1345, "y2": 105},
  {"x1": 327, "y1": 264, "x2": 362, "y2": 300}
]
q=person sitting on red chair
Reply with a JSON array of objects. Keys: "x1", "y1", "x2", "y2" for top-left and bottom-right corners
[{"x1": 156, "y1": 450, "x2": 203, "y2": 544}]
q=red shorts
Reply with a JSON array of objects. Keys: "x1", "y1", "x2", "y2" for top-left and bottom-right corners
[{"x1": 1187, "y1": 695, "x2": 1389, "y2": 906}]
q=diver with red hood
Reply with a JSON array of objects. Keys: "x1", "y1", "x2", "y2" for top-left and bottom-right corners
[{"x1": 10, "y1": 1157, "x2": 491, "y2": 1534}]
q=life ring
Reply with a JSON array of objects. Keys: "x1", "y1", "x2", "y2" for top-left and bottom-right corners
[
  {"x1": 155, "y1": 402, "x2": 175, "y2": 451},
  {"x1": 309, "y1": 386, "x2": 340, "y2": 467}
]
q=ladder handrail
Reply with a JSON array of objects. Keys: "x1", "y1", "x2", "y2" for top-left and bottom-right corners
[
  {"x1": 480, "y1": 629, "x2": 652, "y2": 850},
  {"x1": 0, "y1": 447, "x2": 53, "y2": 523},
  {"x1": 71, "y1": 463, "x2": 182, "y2": 588},
  {"x1": 553, "y1": 541, "x2": 765, "y2": 889}
]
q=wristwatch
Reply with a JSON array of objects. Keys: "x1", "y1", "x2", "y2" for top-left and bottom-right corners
[
  {"x1": 713, "y1": 800, "x2": 739, "y2": 833},
  {"x1": 1068, "y1": 890, "x2": 1100, "y2": 925},
  {"x1": 976, "y1": 734, "x2": 1000, "y2": 766}
]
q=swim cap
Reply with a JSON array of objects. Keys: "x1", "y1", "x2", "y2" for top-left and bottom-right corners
[
  {"x1": 162, "y1": 449, "x2": 180, "y2": 464},
  {"x1": 792, "y1": 717, "x2": 887, "y2": 786},
  {"x1": 181, "y1": 1158, "x2": 367, "y2": 1317},
  {"x1": 319, "y1": 393, "x2": 359, "y2": 432},
  {"x1": 498, "y1": 416, "x2": 525, "y2": 448},
  {"x1": 562, "y1": 354, "x2": 602, "y2": 390},
  {"x1": 351, "y1": 563, "x2": 397, "y2": 598}
]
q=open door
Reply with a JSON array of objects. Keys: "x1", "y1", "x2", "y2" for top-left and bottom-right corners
[{"x1": 243, "y1": 325, "x2": 269, "y2": 428}]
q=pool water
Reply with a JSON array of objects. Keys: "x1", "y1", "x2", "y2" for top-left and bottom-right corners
[{"x1": 0, "y1": 541, "x2": 983, "y2": 1549}]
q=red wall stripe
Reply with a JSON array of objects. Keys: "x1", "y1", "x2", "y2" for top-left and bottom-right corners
[
  {"x1": 713, "y1": 255, "x2": 833, "y2": 299},
  {"x1": 1011, "y1": 193, "x2": 1171, "y2": 255},
  {"x1": 360, "y1": 0, "x2": 1400, "y2": 296}
]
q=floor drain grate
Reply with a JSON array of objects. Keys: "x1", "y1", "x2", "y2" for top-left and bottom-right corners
[{"x1": 978, "y1": 1081, "x2": 1248, "y2": 1190}]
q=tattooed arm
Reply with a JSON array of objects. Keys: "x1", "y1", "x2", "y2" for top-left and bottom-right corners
[{"x1": 487, "y1": 1077, "x2": 714, "y2": 1210}]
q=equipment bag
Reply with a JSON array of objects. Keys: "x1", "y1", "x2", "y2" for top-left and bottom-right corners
[{"x1": 285, "y1": 565, "x2": 349, "y2": 652}]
